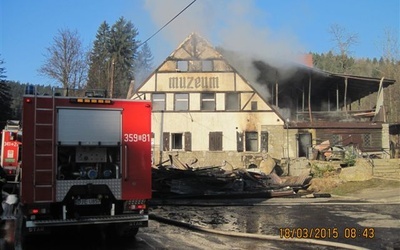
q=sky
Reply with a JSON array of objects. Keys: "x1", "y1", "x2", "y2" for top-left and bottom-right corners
[{"x1": 1, "y1": 0, "x2": 399, "y2": 86}]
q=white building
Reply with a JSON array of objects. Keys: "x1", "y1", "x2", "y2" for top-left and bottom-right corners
[
  {"x1": 132, "y1": 33, "x2": 396, "y2": 170},
  {"x1": 132, "y1": 33, "x2": 289, "y2": 169}
]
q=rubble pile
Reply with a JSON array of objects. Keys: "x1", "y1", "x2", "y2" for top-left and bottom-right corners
[{"x1": 152, "y1": 156, "x2": 312, "y2": 199}]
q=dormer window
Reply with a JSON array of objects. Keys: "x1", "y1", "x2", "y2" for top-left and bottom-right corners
[
  {"x1": 202, "y1": 60, "x2": 213, "y2": 71},
  {"x1": 251, "y1": 101, "x2": 258, "y2": 111},
  {"x1": 177, "y1": 61, "x2": 188, "y2": 71}
]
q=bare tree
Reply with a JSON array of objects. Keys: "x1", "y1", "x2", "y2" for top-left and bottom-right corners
[
  {"x1": 39, "y1": 29, "x2": 87, "y2": 89},
  {"x1": 378, "y1": 28, "x2": 400, "y2": 123},
  {"x1": 380, "y1": 28, "x2": 399, "y2": 72},
  {"x1": 329, "y1": 24, "x2": 359, "y2": 73}
]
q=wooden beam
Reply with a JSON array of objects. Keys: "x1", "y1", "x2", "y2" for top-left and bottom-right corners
[
  {"x1": 308, "y1": 73, "x2": 313, "y2": 122},
  {"x1": 344, "y1": 77, "x2": 348, "y2": 115}
]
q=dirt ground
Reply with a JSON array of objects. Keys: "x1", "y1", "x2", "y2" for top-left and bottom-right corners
[
  {"x1": 147, "y1": 167, "x2": 400, "y2": 249},
  {"x1": 326, "y1": 178, "x2": 400, "y2": 202},
  {"x1": 303, "y1": 158, "x2": 400, "y2": 202}
]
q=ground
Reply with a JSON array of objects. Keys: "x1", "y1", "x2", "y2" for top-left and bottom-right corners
[
  {"x1": 147, "y1": 177, "x2": 400, "y2": 249},
  {"x1": 325, "y1": 178, "x2": 400, "y2": 202},
  {"x1": 307, "y1": 158, "x2": 400, "y2": 202}
]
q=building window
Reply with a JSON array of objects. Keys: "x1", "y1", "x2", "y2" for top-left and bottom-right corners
[
  {"x1": 251, "y1": 101, "x2": 258, "y2": 111},
  {"x1": 189, "y1": 61, "x2": 202, "y2": 71},
  {"x1": 175, "y1": 93, "x2": 189, "y2": 111},
  {"x1": 209, "y1": 132, "x2": 223, "y2": 151},
  {"x1": 162, "y1": 132, "x2": 191, "y2": 151},
  {"x1": 152, "y1": 93, "x2": 165, "y2": 111},
  {"x1": 202, "y1": 60, "x2": 213, "y2": 71},
  {"x1": 172, "y1": 133, "x2": 183, "y2": 150},
  {"x1": 331, "y1": 134, "x2": 341, "y2": 145},
  {"x1": 226, "y1": 93, "x2": 239, "y2": 111},
  {"x1": 201, "y1": 93, "x2": 215, "y2": 111},
  {"x1": 245, "y1": 132, "x2": 258, "y2": 152},
  {"x1": 177, "y1": 61, "x2": 188, "y2": 71},
  {"x1": 363, "y1": 134, "x2": 372, "y2": 147}
]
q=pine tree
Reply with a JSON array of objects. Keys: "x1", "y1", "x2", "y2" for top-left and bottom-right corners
[
  {"x1": 88, "y1": 17, "x2": 139, "y2": 98},
  {"x1": 87, "y1": 21, "x2": 111, "y2": 92},
  {"x1": 108, "y1": 17, "x2": 139, "y2": 98},
  {"x1": 0, "y1": 57, "x2": 13, "y2": 124},
  {"x1": 134, "y1": 42, "x2": 154, "y2": 90}
]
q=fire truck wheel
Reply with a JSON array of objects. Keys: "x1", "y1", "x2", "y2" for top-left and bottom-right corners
[
  {"x1": 0, "y1": 239, "x2": 13, "y2": 250},
  {"x1": 106, "y1": 224, "x2": 139, "y2": 239},
  {"x1": 123, "y1": 227, "x2": 139, "y2": 238}
]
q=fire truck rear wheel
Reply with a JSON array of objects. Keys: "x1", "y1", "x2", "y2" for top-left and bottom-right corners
[
  {"x1": 123, "y1": 227, "x2": 139, "y2": 238},
  {"x1": 106, "y1": 224, "x2": 139, "y2": 239}
]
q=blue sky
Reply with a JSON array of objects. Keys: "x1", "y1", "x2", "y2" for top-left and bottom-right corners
[{"x1": 1, "y1": 0, "x2": 399, "y2": 86}]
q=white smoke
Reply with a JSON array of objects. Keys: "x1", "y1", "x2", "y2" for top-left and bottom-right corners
[
  {"x1": 144, "y1": 0, "x2": 304, "y2": 55},
  {"x1": 144, "y1": 0, "x2": 306, "y2": 97}
]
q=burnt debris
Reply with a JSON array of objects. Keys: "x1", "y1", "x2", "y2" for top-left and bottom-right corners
[{"x1": 152, "y1": 155, "x2": 312, "y2": 199}]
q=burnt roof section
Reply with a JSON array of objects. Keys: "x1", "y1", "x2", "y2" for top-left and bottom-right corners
[{"x1": 253, "y1": 60, "x2": 396, "y2": 104}]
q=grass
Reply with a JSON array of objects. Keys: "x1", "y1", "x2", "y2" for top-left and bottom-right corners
[{"x1": 327, "y1": 178, "x2": 400, "y2": 196}]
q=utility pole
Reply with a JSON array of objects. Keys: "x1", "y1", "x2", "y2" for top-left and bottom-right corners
[
  {"x1": 286, "y1": 118, "x2": 290, "y2": 176},
  {"x1": 109, "y1": 57, "x2": 115, "y2": 98}
]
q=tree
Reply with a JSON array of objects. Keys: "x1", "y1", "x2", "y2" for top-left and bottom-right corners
[
  {"x1": 87, "y1": 22, "x2": 111, "y2": 91},
  {"x1": 0, "y1": 56, "x2": 13, "y2": 124},
  {"x1": 312, "y1": 51, "x2": 341, "y2": 73},
  {"x1": 108, "y1": 17, "x2": 139, "y2": 98},
  {"x1": 377, "y1": 28, "x2": 400, "y2": 123},
  {"x1": 133, "y1": 43, "x2": 154, "y2": 89},
  {"x1": 39, "y1": 29, "x2": 88, "y2": 89},
  {"x1": 87, "y1": 17, "x2": 140, "y2": 98},
  {"x1": 328, "y1": 24, "x2": 358, "y2": 73}
]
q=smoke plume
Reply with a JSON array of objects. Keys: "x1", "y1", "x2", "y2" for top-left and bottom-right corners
[{"x1": 144, "y1": 0, "x2": 306, "y2": 97}]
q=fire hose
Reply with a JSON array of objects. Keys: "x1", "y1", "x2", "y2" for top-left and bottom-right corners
[{"x1": 149, "y1": 213, "x2": 370, "y2": 250}]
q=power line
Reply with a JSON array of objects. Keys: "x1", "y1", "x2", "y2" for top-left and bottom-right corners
[{"x1": 138, "y1": 0, "x2": 197, "y2": 48}]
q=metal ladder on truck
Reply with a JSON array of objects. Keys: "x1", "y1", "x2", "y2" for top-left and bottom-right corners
[{"x1": 33, "y1": 90, "x2": 55, "y2": 202}]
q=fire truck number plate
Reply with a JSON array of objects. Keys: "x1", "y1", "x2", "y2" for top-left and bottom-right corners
[
  {"x1": 123, "y1": 133, "x2": 150, "y2": 143},
  {"x1": 75, "y1": 198, "x2": 101, "y2": 206}
]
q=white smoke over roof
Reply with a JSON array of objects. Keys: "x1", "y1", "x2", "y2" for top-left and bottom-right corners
[
  {"x1": 144, "y1": 0, "x2": 305, "y2": 62},
  {"x1": 144, "y1": 0, "x2": 306, "y2": 100}
]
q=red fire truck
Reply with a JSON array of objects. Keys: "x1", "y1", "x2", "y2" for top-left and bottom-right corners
[
  {"x1": 0, "y1": 120, "x2": 22, "y2": 180},
  {"x1": 14, "y1": 87, "x2": 152, "y2": 240}
]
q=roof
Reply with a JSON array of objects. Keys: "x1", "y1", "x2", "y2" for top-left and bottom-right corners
[
  {"x1": 252, "y1": 60, "x2": 396, "y2": 103},
  {"x1": 135, "y1": 32, "x2": 396, "y2": 122}
]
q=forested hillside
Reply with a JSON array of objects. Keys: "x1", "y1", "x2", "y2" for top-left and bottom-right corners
[
  {"x1": 5, "y1": 82, "x2": 53, "y2": 119},
  {"x1": 3, "y1": 53, "x2": 400, "y2": 124},
  {"x1": 312, "y1": 52, "x2": 400, "y2": 123}
]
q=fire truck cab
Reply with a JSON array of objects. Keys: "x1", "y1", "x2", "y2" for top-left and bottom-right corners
[
  {"x1": 0, "y1": 120, "x2": 22, "y2": 180},
  {"x1": 16, "y1": 87, "x2": 152, "y2": 240}
]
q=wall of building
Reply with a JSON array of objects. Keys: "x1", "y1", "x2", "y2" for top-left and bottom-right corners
[
  {"x1": 315, "y1": 127, "x2": 383, "y2": 152},
  {"x1": 152, "y1": 118, "x2": 297, "y2": 167},
  {"x1": 133, "y1": 34, "x2": 301, "y2": 168}
]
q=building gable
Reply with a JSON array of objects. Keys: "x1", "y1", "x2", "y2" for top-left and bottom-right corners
[{"x1": 133, "y1": 33, "x2": 277, "y2": 114}]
